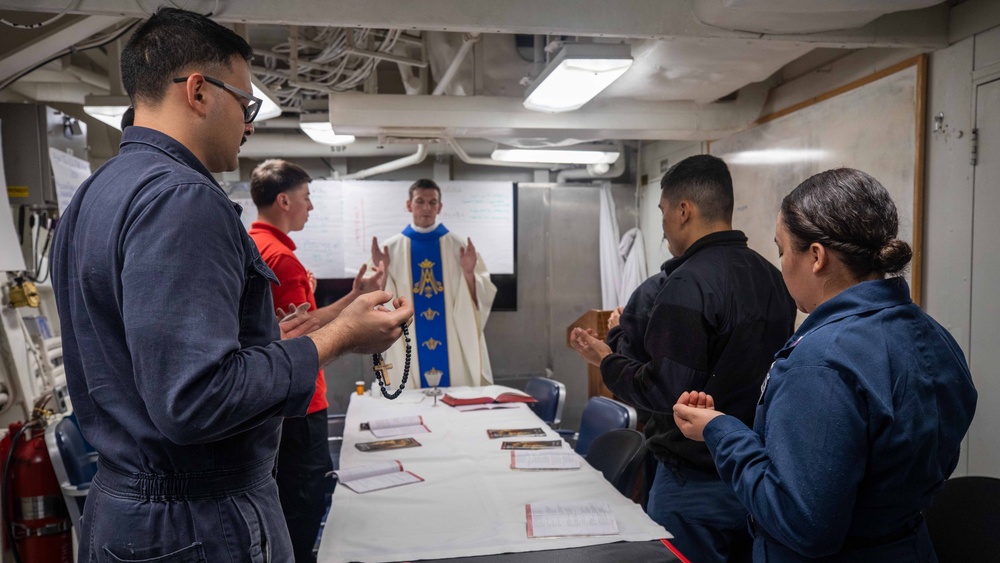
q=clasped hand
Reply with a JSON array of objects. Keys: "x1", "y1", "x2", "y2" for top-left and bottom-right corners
[
  {"x1": 569, "y1": 327, "x2": 612, "y2": 367},
  {"x1": 673, "y1": 391, "x2": 726, "y2": 442}
]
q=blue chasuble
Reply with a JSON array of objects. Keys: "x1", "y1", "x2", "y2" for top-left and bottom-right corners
[{"x1": 405, "y1": 224, "x2": 450, "y2": 387}]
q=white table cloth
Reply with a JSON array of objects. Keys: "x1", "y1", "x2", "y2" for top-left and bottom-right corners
[{"x1": 318, "y1": 386, "x2": 669, "y2": 562}]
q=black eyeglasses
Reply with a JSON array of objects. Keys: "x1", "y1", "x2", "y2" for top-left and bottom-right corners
[{"x1": 172, "y1": 75, "x2": 262, "y2": 124}]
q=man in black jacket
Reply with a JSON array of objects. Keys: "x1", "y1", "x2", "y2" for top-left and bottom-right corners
[{"x1": 572, "y1": 155, "x2": 796, "y2": 563}]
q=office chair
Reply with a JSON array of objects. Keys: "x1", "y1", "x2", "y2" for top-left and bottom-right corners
[
  {"x1": 563, "y1": 396, "x2": 637, "y2": 456},
  {"x1": 44, "y1": 413, "x2": 98, "y2": 540},
  {"x1": 525, "y1": 376, "x2": 566, "y2": 427},
  {"x1": 923, "y1": 476, "x2": 1000, "y2": 562},
  {"x1": 585, "y1": 428, "x2": 646, "y2": 498},
  {"x1": 328, "y1": 413, "x2": 346, "y2": 472}
]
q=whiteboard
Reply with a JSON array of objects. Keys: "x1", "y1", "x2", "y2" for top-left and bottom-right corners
[
  {"x1": 339, "y1": 180, "x2": 515, "y2": 276},
  {"x1": 233, "y1": 180, "x2": 515, "y2": 278},
  {"x1": 710, "y1": 58, "x2": 924, "y2": 299},
  {"x1": 48, "y1": 147, "x2": 91, "y2": 216}
]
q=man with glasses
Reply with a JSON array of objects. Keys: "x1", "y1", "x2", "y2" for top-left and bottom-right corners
[
  {"x1": 51, "y1": 7, "x2": 413, "y2": 561},
  {"x1": 171, "y1": 75, "x2": 263, "y2": 123}
]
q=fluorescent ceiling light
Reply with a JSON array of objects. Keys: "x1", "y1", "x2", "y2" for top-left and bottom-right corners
[
  {"x1": 83, "y1": 78, "x2": 281, "y2": 131},
  {"x1": 299, "y1": 120, "x2": 356, "y2": 146},
  {"x1": 251, "y1": 76, "x2": 283, "y2": 122},
  {"x1": 492, "y1": 146, "x2": 620, "y2": 165},
  {"x1": 722, "y1": 149, "x2": 829, "y2": 165},
  {"x1": 523, "y1": 43, "x2": 633, "y2": 113},
  {"x1": 83, "y1": 95, "x2": 130, "y2": 130}
]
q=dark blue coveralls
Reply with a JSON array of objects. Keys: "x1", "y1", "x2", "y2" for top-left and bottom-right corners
[{"x1": 51, "y1": 127, "x2": 319, "y2": 562}]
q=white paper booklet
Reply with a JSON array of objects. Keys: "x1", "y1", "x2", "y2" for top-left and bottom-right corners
[
  {"x1": 363, "y1": 415, "x2": 430, "y2": 438},
  {"x1": 334, "y1": 460, "x2": 424, "y2": 494},
  {"x1": 525, "y1": 501, "x2": 619, "y2": 538},
  {"x1": 510, "y1": 451, "x2": 581, "y2": 470}
]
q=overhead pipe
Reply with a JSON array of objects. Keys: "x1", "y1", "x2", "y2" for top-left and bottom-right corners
[
  {"x1": 556, "y1": 152, "x2": 627, "y2": 184},
  {"x1": 338, "y1": 32, "x2": 480, "y2": 179},
  {"x1": 341, "y1": 143, "x2": 428, "y2": 180}
]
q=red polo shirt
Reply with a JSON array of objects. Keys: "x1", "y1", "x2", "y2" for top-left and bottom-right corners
[{"x1": 249, "y1": 221, "x2": 328, "y2": 414}]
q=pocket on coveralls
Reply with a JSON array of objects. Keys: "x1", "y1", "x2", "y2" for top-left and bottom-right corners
[{"x1": 102, "y1": 542, "x2": 207, "y2": 563}]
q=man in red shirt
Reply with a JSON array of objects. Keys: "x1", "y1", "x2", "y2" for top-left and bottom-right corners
[{"x1": 249, "y1": 159, "x2": 384, "y2": 561}]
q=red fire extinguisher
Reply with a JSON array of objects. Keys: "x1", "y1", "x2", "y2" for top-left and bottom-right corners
[{"x1": 2, "y1": 420, "x2": 72, "y2": 563}]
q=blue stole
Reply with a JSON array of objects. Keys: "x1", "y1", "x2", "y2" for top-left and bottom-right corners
[{"x1": 405, "y1": 224, "x2": 450, "y2": 387}]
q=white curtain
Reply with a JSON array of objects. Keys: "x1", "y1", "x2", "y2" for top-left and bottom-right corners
[
  {"x1": 598, "y1": 184, "x2": 622, "y2": 310},
  {"x1": 617, "y1": 228, "x2": 647, "y2": 306}
]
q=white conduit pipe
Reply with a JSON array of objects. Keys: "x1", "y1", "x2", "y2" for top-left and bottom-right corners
[
  {"x1": 556, "y1": 153, "x2": 627, "y2": 184},
  {"x1": 341, "y1": 143, "x2": 428, "y2": 180},
  {"x1": 431, "y1": 32, "x2": 481, "y2": 96}
]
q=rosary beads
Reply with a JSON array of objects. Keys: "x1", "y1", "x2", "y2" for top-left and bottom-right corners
[{"x1": 371, "y1": 324, "x2": 411, "y2": 400}]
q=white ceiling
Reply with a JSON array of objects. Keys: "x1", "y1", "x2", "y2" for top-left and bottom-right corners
[{"x1": 0, "y1": 0, "x2": 953, "y2": 160}]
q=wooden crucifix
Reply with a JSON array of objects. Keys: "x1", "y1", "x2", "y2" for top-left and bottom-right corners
[{"x1": 373, "y1": 358, "x2": 393, "y2": 386}]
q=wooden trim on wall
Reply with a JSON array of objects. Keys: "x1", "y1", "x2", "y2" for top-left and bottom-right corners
[{"x1": 913, "y1": 54, "x2": 928, "y2": 306}]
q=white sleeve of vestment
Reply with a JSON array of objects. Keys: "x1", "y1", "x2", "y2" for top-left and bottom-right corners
[{"x1": 444, "y1": 236, "x2": 495, "y2": 386}]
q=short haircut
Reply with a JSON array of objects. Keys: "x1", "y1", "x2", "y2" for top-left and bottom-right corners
[
  {"x1": 659, "y1": 154, "x2": 734, "y2": 223},
  {"x1": 250, "y1": 159, "x2": 312, "y2": 207},
  {"x1": 121, "y1": 7, "x2": 253, "y2": 107},
  {"x1": 408, "y1": 178, "x2": 441, "y2": 201},
  {"x1": 781, "y1": 168, "x2": 912, "y2": 278}
]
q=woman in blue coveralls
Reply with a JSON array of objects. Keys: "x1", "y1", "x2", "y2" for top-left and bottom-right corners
[{"x1": 672, "y1": 168, "x2": 977, "y2": 562}]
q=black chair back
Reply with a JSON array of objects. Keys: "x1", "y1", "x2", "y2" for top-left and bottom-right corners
[
  {"x1": 924, "y1": 475, "x2": 1000, "y2": 562},
  {"x1": 584, "y1": 428, "x2": 646, "y2": 498}
]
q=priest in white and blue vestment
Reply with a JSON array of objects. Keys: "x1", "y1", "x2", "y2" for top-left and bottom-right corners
[{"x1": 370, "y1": 179, "x2": 496, "y2": 388}]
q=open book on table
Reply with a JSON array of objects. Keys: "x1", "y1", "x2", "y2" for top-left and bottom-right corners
[
  {"x1": 360, "y1": 415, "x2": 430, "y2": 438},
  {"x1": 525, "y1": 501, "x2": 619, "y2": 538},
  {"x1": 333, "y1": 460, "x2": 424, "y2": 494},
  {"x1": 442, "y1": 386, "x2": 537, "y2": 407}
]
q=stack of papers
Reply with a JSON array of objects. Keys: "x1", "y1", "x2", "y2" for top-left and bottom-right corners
[
  {"x1": 525, "y1": 501, "x2": 619, "y2": 538},
  {"x1": 510, "y1": 451, "x2": 580, "y2": 470}
]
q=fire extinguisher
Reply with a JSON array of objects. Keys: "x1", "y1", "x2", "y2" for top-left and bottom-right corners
[{"x1": 2, "y1": 418, "x2": 72, "y2": 563}]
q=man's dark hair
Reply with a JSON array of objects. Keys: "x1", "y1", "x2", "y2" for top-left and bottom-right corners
[
  {"x1": 781, "y1": 167, "x2": 912, "y2": 278},
  {"x1": 408, "y1": 178, "x2": 441, "y2": 201},
  {"x1": 250, "y1": 159, "x2": 312, "y2": 207},
  {"x1": 121, "y1": 7, "x2": 253, "y2": 107},
  {"x1": 660, "y1": 154, "x2": 734, "y2": 223}
]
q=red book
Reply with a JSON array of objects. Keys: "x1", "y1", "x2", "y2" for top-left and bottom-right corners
[{"x1": 442, "y1": 388, "x2": 537, "y2": 407}]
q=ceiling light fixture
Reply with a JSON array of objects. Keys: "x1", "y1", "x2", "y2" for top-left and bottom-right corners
[
  {"x1": 299, "y1": 120, "x2": 356, "y2": 146},
  {"x1": 83, "y1": 78, "x2": 282, "y2": 131},
  {"x1": 251, "y1": 76, "x2": 283, "y2": 122},
  {"x1": 83, "y1": 94, "x2": 130, "y2": 130},
  {"x1": 722, "y1": 149, "x2": 829, "y2": 165},
  {"x1": 523, "y1": 43, "x2": 633, "y2": 113},
  {"x1": 491, "y1": 144, "x2": 621, "y2": 165}
]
